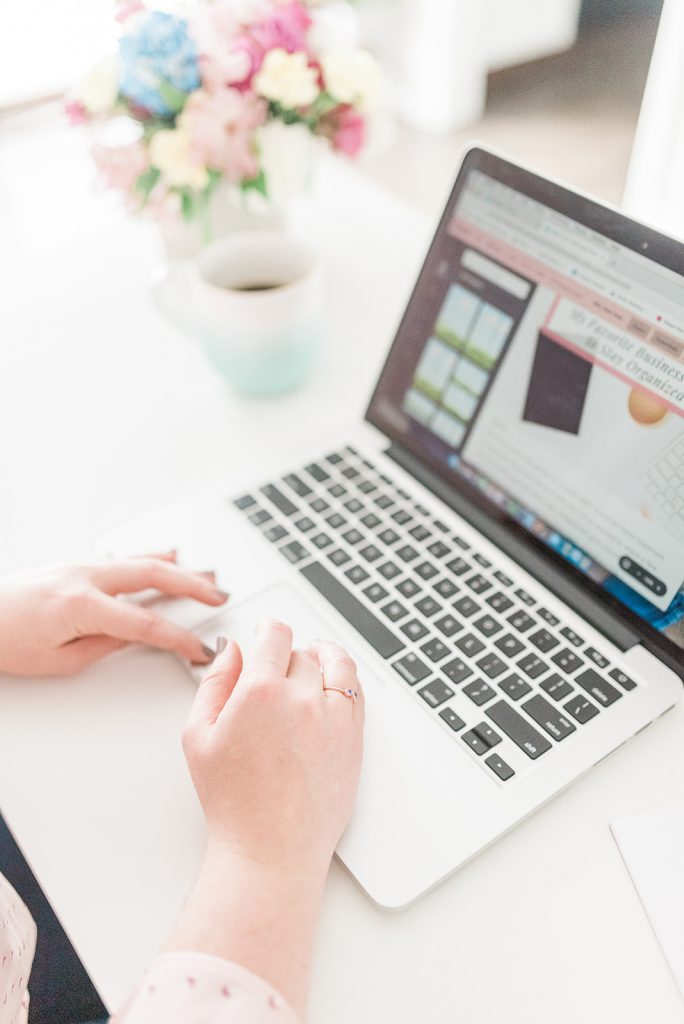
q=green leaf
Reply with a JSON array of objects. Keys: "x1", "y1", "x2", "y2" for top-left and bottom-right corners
[
  {"x1": 134, "y1": 166, "x2": 161, "y2": 204},
  {"x1": 180, "y1": 189, "x2": 197, "y2": 221},
  {"x1": 158, "y1": 78, "x2": 188, "y2": 116},
  {"x1": 240, "y1": 169, "x2": 268, "y2": 198}
]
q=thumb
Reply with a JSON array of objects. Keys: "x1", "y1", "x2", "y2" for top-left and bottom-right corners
[{"x1": 188, "y1": 637, "x2": 243, "y2": 729}]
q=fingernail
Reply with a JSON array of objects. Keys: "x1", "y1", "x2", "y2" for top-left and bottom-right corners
[
  {"x1": 166, "y1": 548, "x2": 178, "y2": 558},
  {"x1": 216, "y1": 589, "x2": 230, "y2": 602},
  {"x1": 216, "y1": 636, "x2": 228, "y2": 654},
  {"x1": 199, "y1": 570, "x2": 217, "y2": 582},
  {"x1": 202, "y1": 644, "x2": 215, "y2": 660}
]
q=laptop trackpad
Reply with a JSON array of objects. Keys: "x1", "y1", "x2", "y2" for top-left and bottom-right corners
[{"x1": 189, "y1": 583, "x2": 493, "y2": 909}]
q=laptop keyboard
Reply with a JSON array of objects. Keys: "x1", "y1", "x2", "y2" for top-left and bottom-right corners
[{"x1": 233, "y1": 445, "x2": 638, "y2": 784}]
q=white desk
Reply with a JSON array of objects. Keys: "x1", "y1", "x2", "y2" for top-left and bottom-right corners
[{"x1": 0, "y1": 115, "x2": 683, "y2": 1024}]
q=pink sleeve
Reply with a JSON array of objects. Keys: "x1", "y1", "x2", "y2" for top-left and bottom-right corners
[
  {"x1": 0, "y1": 874, "x2": 36, "y2": 1024},
  {"x1": 113, "y1": 953, "x2": 300, "y2": 1024}
]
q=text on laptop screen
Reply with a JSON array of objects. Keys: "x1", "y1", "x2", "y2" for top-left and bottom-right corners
[{"x1": 381, "y1": 169, "x2": 684, "y2": 652}]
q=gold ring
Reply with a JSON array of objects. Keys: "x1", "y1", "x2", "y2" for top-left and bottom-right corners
[{"x1": 323, "y1": 686, "x2": 358, "y2": 705}]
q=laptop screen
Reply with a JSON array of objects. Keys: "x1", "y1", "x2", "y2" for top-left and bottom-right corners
[{"x1": 367, "y1": 149, "x2": 684, "y2": 665}]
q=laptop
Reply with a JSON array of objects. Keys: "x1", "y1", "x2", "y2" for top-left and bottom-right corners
[{"x1": 107, "y1": 147, "x2": 684, "y2": 909}]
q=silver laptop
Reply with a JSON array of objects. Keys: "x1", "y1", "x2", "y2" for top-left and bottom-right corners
[{"x1": 108, "y1": 147, "x2": 684, "y2": 909}]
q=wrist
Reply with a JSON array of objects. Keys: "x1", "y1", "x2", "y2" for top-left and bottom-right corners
[{"x1": 202, "y1": 837, "x2": 331, "y2": 898}]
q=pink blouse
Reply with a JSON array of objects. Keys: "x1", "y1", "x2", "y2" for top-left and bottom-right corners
[{"x1": 0, "y1": 875, "x2": 298, "y2": 1024}]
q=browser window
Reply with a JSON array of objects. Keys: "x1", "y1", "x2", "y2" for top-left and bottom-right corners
[{"x1": 399, "y1": 170, "x2": 684, "y2": 650}]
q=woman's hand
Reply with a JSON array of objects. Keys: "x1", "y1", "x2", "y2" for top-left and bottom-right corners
[
  {"x1": 0, "y1": 552, "x2": 228, "y2": 677},
  {"x1": 171, "y1": 620, "x2": 364, "y2": 1018}
]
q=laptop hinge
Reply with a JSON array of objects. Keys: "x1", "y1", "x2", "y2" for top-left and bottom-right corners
[{"x1": 385, "y1": 442, "x2": 640, "y2": 654}]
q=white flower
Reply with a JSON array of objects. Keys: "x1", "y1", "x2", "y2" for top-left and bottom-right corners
[
  {"x1": 74, "y1": 54, "x2": 120, "y2": 116},
  {"x1": 321, "y1": 49, "x2": 383, "y2": 111},
  {"x1": 257, "y1": 120, "x2": 316, "y2": 206},
  {"x1": 308, "y1": 1, "x2": 359, "y2": 56},
  {"x1": 149, "y1": 128, "x2": 208, "y2": 190},
  {"x1": 254, "y1": 49, "x2": 319, "y2": 109}
]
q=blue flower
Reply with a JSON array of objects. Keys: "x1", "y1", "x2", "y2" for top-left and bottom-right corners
[{"x1": 119, "y1": 11, "x2": 200, "y2": 118}]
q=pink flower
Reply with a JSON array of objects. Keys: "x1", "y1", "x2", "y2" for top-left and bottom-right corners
[
  {"x1": 115, "y1": 1, "x2": 145, "y2": 24},
  {"x1": 183, "y1": 87, "x2": 267, "y2": 182},
  {"x1": 64, "y1": 100, "x2": 88, "y2": 125},
  {"x1": 331, "y1": 106, "x2": 365, "y2": 157},
  {"x1": 251, "y1": 2, "x2": 312, "y2": 56},
  {"x1": 92, "y1": 140, "x2": 149, "y2": 193}
]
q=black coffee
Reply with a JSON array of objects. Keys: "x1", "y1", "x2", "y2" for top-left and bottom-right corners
[{"x1": 234, "y1": 282, "x2": 283, "y2": 292}]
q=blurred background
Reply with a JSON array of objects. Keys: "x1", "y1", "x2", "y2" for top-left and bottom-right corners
[{"x1": 0, "y1": 0, "x2": 672, "y2": 223}]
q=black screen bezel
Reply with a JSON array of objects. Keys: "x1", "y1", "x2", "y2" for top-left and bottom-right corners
[{"x1": 366, "y1": 146, "x2": 684, "y2": 679}]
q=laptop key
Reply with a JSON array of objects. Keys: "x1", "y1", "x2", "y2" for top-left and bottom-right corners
[
  {"x1": 435, "y1": 614, "x2": 462, "y2": 638},
  {"x1": 284, "y1": 473, "x2": 312, "y2": 497},
  {"x1": 379, "y1": 528, "x2": 400, "y2": 545},
  {"x1": 495, "y1": 633, "x2": 525, "y2": 657},
  {"x1": 397, "y1": 578, "x2": 421, "y2": 599},
  {"x1": 476, "y1": 653, "x2": 508, "y2": 679},
  {"x1": 378, "y1": 561, "x2": 401, "y2": 580},
  {"x1": 344, "y1": 498, "x2": 363, "y2": 514},
  {"x1": 441, "y1": 657, "x2": 472, "y2": 685},
  {"x1": 474, "y1": 722, "x2": 502, "y2": 748},
  {"x1": 609, "y1": 668, "x2": 637, "y2": 692},
  {"x1": 342, "y1": 529, "x2": 363, "y2": 546},
  {"x1": 361, "y1": 512, "x2": 381, "y2": 529},
  {"x1": 360, "y1": 544, "x2": 382, "y2": 562},
  {"x1": 538, "y1": 607, "x2": 561, "y2": 627},
  {"x1": 301, "y1": 562, "x2": 405, "y2": 659},
  {"x1": 517, "y1": 653, "x2": 549, "y2": 679},
  {"x1": 393, "y1": 653, "x2": 430, "y2": 685},
  {"x1": 463, "y1": 679, "x2": 497, "y2": 706},
  {"x1": 508, "y1": 610, "x2": 536, "y2": 633},
  {"x1": 560, "y1": 626, "x2": 584, "y2": 648},
  {"x1": 439, "y1": 707, "x2": 466, "y2": 732},
  {"x1": 328, "y1": 483, "x2": 346, "y2": 498},
  {"x1": 311, "y1": 497, "x2": 330, "y2": 514},
  {"x1": 397, "y1": 545, "x2": 419, "y2": 563},
  {"x1": 540, "y1": 673, "x2": 573, "y2": 702},
  {"x1": 326, "y1": 513, "x2": 346, "y2": 529},
  {"x1": 421, "y1": 637, "x2": 450, "y2": 663},
  {"x1": 281, "y1": 540, "x2": 309, "y2": 564},
  {"x1": 305, "y1": 462, "x2": 330, "y2": 482},
  {"x1": 446, "y1": 556, "x2": 469, "y2": 576},
  {"x1": 295, "y1": 517, "x2": 315, "y2": 533},
  {"x1": 434, "y1": 578, "x2": 459, "y2": 599},
  {"x1": 415, "y1": 596, "x2": 442, "y2": 618},
  {"x1": 409, "y1": 524, "x2": 431, "y2": 542},
  {"x1": 485, "y1": 700, "x2": 552, "y2": 760},
  {"x1": 418, "y1": 679, "x2": 455, "y2": 708},
  {"x1": 515, "y1": 587, "x2": 535, "y2": 607},
  {"x1": 264, "y1": 524, "x2": 288, "y2": 543},
  {"x1": 485, "y1": 753, "x2": 515, "y2": 781},
  {"x1": 493, "y1": 570, "x2": 514, "y2": 587},
  {"x1": 564, "y1": 694, "x2": 600, "y2": 723},
  {"x1": 467, "y1": 574, "x2": 492, "y2": 594},
  {"x1": 522, "y1": 694, "x2": 576, "y2": 741},
  {"x1": 552, "y1": 648, "x2": 584, "y2": 674},
  {"x1": 576, "y1": 669, "x2": 622, "y2": 707},
  {"x1": 487, "y1": 591, "x2": 514, "y2": 613},
  {"x1": 462, "y1": 730, "x2": 490, "y2": 756},
  {"x1": 415, "y1": 561, "x2": 438, "y2": 580},
  {"x1": 428, "y1": 541, "x2": 450, "y2": 559},
  {"x1": 456, "y1": 633, "x2": 486, "y2": 657},
  {"x1": 529, "y1": 628, "x2": 559, "y2": 653},
  {"x1": 374, "y1": 494, "x2": 394, "y2": 510},
  {"x1": 453, "y1": 595, "x2": 480, "y2": 618},
  {"x1": 473, "y1": 614, "x2": 503, "y2": 638},
  {"x1": 363, "y1": 582, "x2": 388, "y2": 603},
  {"x1": 234, "y1": 494, "x2": 256, "y2": 510},
  {"x1": 260, "y1": 484, "x2": 297, "y2": 516},
  {"x1": 358, "y1": 480, "x2": 377, "y2": 494},
  {"x1": 499, "y1": 674, "x2": 532, "y2": 701},
  {"x1": 325, "y1": 452, "x2": 343, "y2": 464},
  {"x1": 249, "y1": 509, "x2": 272, "y2": 526},
  {"x1": 585, "y1": 647, "x2": 610, "y2": 669},
  {"x1": 311, "y1": 533, "x2": 333, "y2": 549},
  {"x1": 381, "y1": 599, "x2": 409, "y2": 622},
  {"x1": 328, "y1": 548, "x2": 351, "y2": 567},
  {"x1": 391, "y1": 509, "x2": 412, "y2": 525},
  {"x1": 452, "y1": 535, "x2": 470, "y2": 550},
  {"x1": 401, "y1": 619, "x2": 429, "y2": 642},
  {"x1": 342, "y1": 466, "x2": 359, "y2": 480},
  {"x1": 345, "y1": 565, "x2": 369, "y2": 584},
  {"x1": 433, "y1": 519, "x2": 449, "y2": 533}
]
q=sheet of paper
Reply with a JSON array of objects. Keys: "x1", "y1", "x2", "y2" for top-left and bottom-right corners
[{"x1": 611, "y1": 802, "x2": 684, "y2": 1000}]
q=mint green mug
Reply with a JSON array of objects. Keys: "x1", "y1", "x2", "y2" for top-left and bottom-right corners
[{"x1": 193, "y1": 231, "x2": 323, "y2": 397}]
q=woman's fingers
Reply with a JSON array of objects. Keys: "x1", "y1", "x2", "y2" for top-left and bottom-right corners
[
  {"x1": 187, "y1": 637, "x2": 244, "y2": 730},
  {"x1": 309, "y1": 640, "x2": 363, "y2": 707},
  {"x1": 286, "y1": 649, "x2": 323, "y2": 691},
  {"x1": 243, "y1": 619, "x2": 293, "y2": 678},
  {"x1": 53, "y1": 636, "x2": 128, "y2": 675},
  {"x1": 75, "y1": 592, "x2": 215, "y2": 663},
  {"x1": 91, "y1": 559, "x2": 228, "y2": 607}
]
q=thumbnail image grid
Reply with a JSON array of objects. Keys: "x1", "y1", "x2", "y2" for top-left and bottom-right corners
[{"x1": 403, "y1": 284, "x2": 513, "y2": 449}]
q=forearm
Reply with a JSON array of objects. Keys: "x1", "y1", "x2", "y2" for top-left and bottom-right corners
[{"x1": 167, "y1": 846, "x2": 328, "y2": 1021}]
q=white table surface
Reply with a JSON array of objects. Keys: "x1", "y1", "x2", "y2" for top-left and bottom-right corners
[{"x1": 0, "y1": 113, "x2": 683, "y2": 1024}]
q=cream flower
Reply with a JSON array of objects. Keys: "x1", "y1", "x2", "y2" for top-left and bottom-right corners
[
  {"x1": 254, "y1": 49, "x2": 319, "y2": 109},
  {"x1": 321, "y1": 49, "x2": 382, "y2": 111},
  {"x1": 149, "y1": 128, "x2": 208, "y2": 190},
  {"x1": 74, "y1": 54, "x2": 120, "y2": 116}
]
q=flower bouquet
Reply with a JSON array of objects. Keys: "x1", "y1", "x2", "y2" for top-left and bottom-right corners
[{"x1": 67, "y1": 0, "x2": 382, "y2": 240}]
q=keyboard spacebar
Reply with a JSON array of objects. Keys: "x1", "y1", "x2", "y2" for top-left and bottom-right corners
[{"x1": 300, "y1": 562, "x2": 405, "y2": 659}]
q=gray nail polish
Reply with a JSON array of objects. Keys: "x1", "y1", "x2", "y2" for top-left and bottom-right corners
[
  {"x1": 202, "y1": 644, "x2": 216, "y2": 660},
  {"x1": 216, "y1": 636, "x2": 228, "y2": 654},
  {"x1": 216, "y1": 589, "x2": 230, "y2": 602}
]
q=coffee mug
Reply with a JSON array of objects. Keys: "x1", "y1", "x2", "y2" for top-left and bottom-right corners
[{"x1": 192, "y1": 231, "x2": 323, "y2": 397}]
